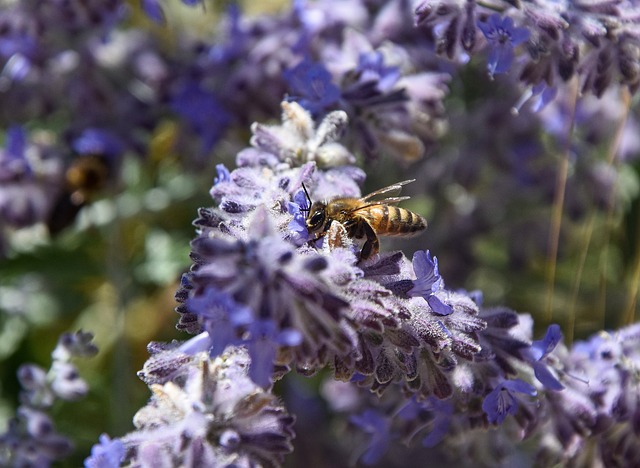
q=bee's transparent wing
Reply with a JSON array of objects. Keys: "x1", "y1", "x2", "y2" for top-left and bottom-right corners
[{"x1": 356, "y1": 179, "x2": 416, "y2": 208}]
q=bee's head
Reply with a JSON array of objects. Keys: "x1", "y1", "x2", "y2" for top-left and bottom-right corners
[{"x1": 306, "y1": 201, "x2": 327, "y2": 236}]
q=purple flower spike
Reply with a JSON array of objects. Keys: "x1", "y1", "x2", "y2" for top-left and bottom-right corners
[
  {"x1": 1, "y1": 332, "x2": 97, "y2": 466},
  {"x1": 408, "y1": 250, "x2": 453, "y2": 315},
  {"x1": 482, "y1": 379, "x2": 537, "y2": 425},
  {"x1": 125, "y1": 347, "x2": 295, "y2": 466},
  {"x1": 477, "y1": 14, "x2": 530, "y2": 77}
]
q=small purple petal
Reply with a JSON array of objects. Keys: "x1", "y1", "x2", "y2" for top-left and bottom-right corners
[
  {"x1": 437, "y1": 320, "x2": 452, "y2": 337},
  {"x1": 510, "y1": 27, "x2": 531, "y2": 45},
  {"x1": 187, "y1": 288, "x2": 254, "y2": 356},
  {"x1": 214, "y1": 163, "x2": 231, "y2": 185},
  {"x1": 246, "y1": 339, "x2": 277, "y2": 388},
  {"x1": 284, "y1": 59, "x2": 341, "y2": 115},
  {"x1": 502, "y1": 16, "x2": 514, "y2": 30},
  {"x1": 356, "y1": 51, "x2": 400, "y2": 92},
  {"x1": 412, "y1": 250, "x2": 433, "y2": 279},
  {"x1": 84, "y1": 434, "x2": 124, "y2": 468},
  {"x1": 350, "y1": 410, "x2": 391, "y2": 465},
  {"x1": 141, "y1": 0, "x2": 166, "y2": 24},
  {"x1": 530, "y1": 324, "x2": 563, "y2": 360},
  {"x1": 482, "y1": 385, "x2": 516, "y2": 424},
  {"x1": 408, "y1": 250, "x2": 443, "y2": 297},
  {"x1": 427, "y1": 295, "x2": 453, "y2": 316},
  {"x1": 178, "y1": 331, "x2": 213, "y2": 355},
  {"x1": 533, "y1": 361, "x2": 564, "y2": 391},
  {"x1": 502, "y1": 378, "x2": 537, "y2": 396},
  {"x1": 478, "y1": 14, "x2": 529, "y2": 76},
  {"x1": 277, "y1": 328, "x2": 303, "y2": 347},
  {"x1": 421, "y1": 398, "x2": 453, "y2": 448},
  {"x1": 291, "y1": 189, "x2": 310, "y2": 212},
  {"x1": 476, "y1": 14, "x2": 497, "y2": 37},
  {"x1": 531, "y1": 85, "x2": 558, "y2": 112},
  {"x1": 488, "y1": 46, "x2": 514, "y2": 75},
  {"x1": 6, "y1": 125, "x2": 26, "y2": 160},
  {"x1": 482, "y1": 379, "x2": 536, "y2": 424},
  {"x1": 4, "y1": 53, "x2": 31, "y2": 80}
]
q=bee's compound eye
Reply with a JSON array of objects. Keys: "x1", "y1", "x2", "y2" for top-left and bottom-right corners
[{"x1": 308, "y1": 210, "x2": 324, "y2": 228}]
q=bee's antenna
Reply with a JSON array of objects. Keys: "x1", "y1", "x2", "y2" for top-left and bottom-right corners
[{"x1": 301, "y1": 182, "x2": 312, "y2": 214}]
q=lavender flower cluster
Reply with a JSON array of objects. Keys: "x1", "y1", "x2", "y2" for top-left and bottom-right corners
[
  {"x1": 79, "y1": 104, "x2": 639, "y2": 466},
  {"x1": 1, "y1": 0, "x2": 639, "y2": 467},
  {"x1": 0, "y1": 331, "x2": 98, "y2": 466},
  {"x1": 416, "y1": 0, "x2": 640, "y2": 101}
]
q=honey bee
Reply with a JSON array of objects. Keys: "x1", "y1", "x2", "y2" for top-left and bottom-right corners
[{"x1": 304, "y1": 179, "x2": 427, "y2": 259}]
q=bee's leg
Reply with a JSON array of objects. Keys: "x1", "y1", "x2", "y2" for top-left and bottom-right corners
[{"x1": 360, "y1": 221, "x2": 379, "y2": 260}]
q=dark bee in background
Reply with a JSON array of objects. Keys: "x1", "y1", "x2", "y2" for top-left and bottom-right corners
[{"x1": 47, "y1": 155, "x2": 110, "y2": 234}]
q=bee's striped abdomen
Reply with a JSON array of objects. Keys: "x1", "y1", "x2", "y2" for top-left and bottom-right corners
[
  {"x1": 388, "y1": 206, "x2": 427, "y2": 235},
  {"x1": 362, "y1": 205, "x2": 427, "y2": 237}
]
